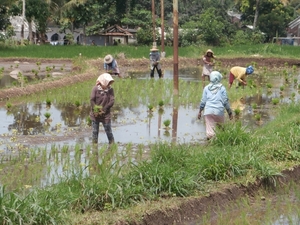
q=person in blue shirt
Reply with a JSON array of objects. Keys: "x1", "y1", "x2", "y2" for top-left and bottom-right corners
[
  {"x1": 198, "y1": 71, "x2": 233, "y2": 140},
  {"x1": 104, "y1": 54, "x2": 121, "y2": 78}
]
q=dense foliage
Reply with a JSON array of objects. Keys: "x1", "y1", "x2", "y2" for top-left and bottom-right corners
[{"x1": 0, "y1": 0, "x2": 299, "y2": 45}]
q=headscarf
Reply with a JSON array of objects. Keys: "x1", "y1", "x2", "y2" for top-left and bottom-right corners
[
  {"x1": 96, "y1": 73, "x2": 114, "y2": 91},
  {"x1": 246, "y1": 65, "x2": 254, "y2": 75},
  {"x1": 208, "y1": 71, "x2": 223, "y2": 94}
]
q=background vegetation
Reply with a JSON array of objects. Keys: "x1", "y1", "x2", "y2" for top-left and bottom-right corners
[
  {"x1": 1, "y1": 43, "x2": 300, "y2": 60},
  {"x1": 0, "y1": 0, "x2": 299, "y2": 46}
]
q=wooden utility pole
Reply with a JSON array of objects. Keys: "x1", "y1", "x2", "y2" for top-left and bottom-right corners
[
  {"x1": 161, "y1": 0, "x2": 165, "y2": 56},
  {"x1": 21, "y1": 0, "x2": 25, "y2": 45},
  {"x1": 152, "y1": 0, "x2": 156, "y2": 42},
  {"x1": 173, "y1": 0, "x2": 178, "y2": 95}
]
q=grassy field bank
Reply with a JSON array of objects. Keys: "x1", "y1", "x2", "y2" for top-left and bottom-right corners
[{"x1": 1, "y1": 43, "x2": 300, "y2": 59}]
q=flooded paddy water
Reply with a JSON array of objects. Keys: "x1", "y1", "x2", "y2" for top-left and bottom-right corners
[{"x1": 0, "y1": 59, "x2": 300, "y2": 224}]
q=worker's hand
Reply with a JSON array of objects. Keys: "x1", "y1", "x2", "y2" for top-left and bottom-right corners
[
  {"x1": 229, "y1": 113, "x2": 233, "y2": 120},
  {"x1": 197, "y1": 112, "x2": 202, "y2": 120},
  {"x1": 153, "y1": 62, "x2": 158, "y2": 66}
]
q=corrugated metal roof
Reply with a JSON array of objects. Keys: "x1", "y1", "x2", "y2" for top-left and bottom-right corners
[
  {"x1": 100, "y1": 25, "x2": 133, "y2": 36},
  {"x1": 288, "y1": 16, "x2": 300, "y2": 29}
]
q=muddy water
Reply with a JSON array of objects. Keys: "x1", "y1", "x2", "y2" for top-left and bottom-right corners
[
  {"x1": 1, "y1": 68, "x2": 295, "y2": 150},
  {"x1": 0, "y1": 67, "x2": 299, "y2": 192},
  {"x1": 188, "y1": 182, "x2": 300, "y2": 225},
  {"x1": 0, "y1": 60, "x2": 72, "y2": 88}
]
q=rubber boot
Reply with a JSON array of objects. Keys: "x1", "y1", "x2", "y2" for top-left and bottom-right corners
[
  {"x1": 150, "y1": 69, "x2": 154, "y2": 78},
  {"x1": 108, "y1": 133, "x2": 115, "y2": 145},
  {"x1": 158, "y1": 69, "x2": 163, "y2": 78}
]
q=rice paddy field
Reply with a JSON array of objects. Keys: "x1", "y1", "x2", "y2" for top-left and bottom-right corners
[{"x1": 0, "y1": 43, "x2": 300, "y2": 224}]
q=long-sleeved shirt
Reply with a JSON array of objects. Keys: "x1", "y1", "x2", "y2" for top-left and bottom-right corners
[
  {"x1": 104, "y1": 59, "x2": 120, "y2": 74},
  {"x1": 149, "y1": 51, "x2": 161, "y2": 70},
  {"x1": 89, "y1": 85, "x2": 115, "y2": 122},
  {"x1": 202, "y1": 55, "x2": 213, "y2": 76},
  {"x1": 199, "y1": 85, "x2": 232, "y2": 116},
  {"x1": 230, "y1": 66, "x2": 247, "y2": 83}
]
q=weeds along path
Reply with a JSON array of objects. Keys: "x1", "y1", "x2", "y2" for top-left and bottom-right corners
[{"x1": 0, "y1": 57, "x2": 299, "y2": 103}]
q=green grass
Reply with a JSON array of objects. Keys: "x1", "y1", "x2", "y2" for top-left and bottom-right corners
[
  {"x1": 1, "y1": 43, "x2": 300, "y2": 59},
  {"x1": 1, "y1": 101, "x2": 300, "y2": 224}
]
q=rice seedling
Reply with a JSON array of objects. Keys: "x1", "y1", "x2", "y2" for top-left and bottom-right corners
[
  {"x1": 74, "y1": 100, "x2": 81, "y2": 107},
  {"x1": 147, "y1": 104, "x2": 154, "y2": 112},
  {"x1": 291, "y1": 92, "x2": 296, "y2": 98},
  {"x1": 294, "y1": 79, "x2": 298, "y2": 84},
  {"x1": 254, "y1": 113, "x2": 261, "y2": 121},
  {"x1": 234, "y1": 108, "x2": 241, "y2": 117},
  {"x1": 44, "y1": 111, "x2": 51, "y2": 119},
  {"x1": 46, "y1": 98, "x2": 51, "y2": 106},
  {"x1": 266, "y1": 83, "x2": 272, "y2": 89},
  {"x1": 280, "y1": 86, "x2": 284, "y2": 92},
  {"x1": 272, "y1": 98, "x2": 280, "y2": 105},
  {"x1": 158, "y1": 100, "x2": 164, "y2": 107},
  {"x1": 252, "y1": 103, "x2": 258, "y2": 112},
  {"x1": 5, "y1": 102, "x2": 12, "y2": 110},
  {"x1": 163, "y1": 119, "x2": 171, "y2": 129}
]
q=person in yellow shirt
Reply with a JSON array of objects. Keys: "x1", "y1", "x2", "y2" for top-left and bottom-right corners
[{"x1": 229, "y1": 65, "x2": 254, "y2": 89}]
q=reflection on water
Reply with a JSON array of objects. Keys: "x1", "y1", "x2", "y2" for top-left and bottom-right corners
[
  {"x1": 0, "y1": 60, "x2": 72, "y2": 88},
  {"x1": 1, "y1": 72, "x2": 299, "y2": 149},
  {"x1": 0, "y1": 68, "x2": 299, "y2": 190}
]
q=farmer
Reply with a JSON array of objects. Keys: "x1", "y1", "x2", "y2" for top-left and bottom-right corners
[
  {"x1": 90, "y1": 73, "x2": 115, "y2": 145},
  {"x1": 229, "y1": 65, "x2": 254, "y2": 89},
  {"x1": 198, "y1": 71, "x2": 233, "y2": 140},
  {"x1": 202, "y1": 49, "x2": 216, "y2": 85},
  {"x1": 149, "y1": 45, "x2": 163, "y2": 78},
  {"x1": 103, "y1": 54, "x2": 121, "y2": 78}
]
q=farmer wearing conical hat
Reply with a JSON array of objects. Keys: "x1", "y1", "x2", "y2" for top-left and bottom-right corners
[
  {"x1": 202, "y1": 49, "x2": 216, "y2": 86},
  {"x1": 149, "y1": 44, "x2": 162, "y2": 78},
  {"x1": 229, "y1": 65, "x2": 254, "y2": 89},
  {"x1": 103, "y1": 54, "x2": 121, "y2": 78}
]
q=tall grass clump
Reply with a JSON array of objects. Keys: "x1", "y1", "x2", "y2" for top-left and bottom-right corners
[
  {"x1": 0, "y1": 185, "x2": 66, "y2": 224},
  {"x1": 123, "y1": 143, "x2": 204, "y2": 199},
  {"x1": 210, "y1": 121, "x2": 251, "y2": 146}
]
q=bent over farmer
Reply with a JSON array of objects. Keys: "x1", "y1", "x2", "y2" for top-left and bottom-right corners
[{"x1": 229, "y1": 65, "x2": 254, "y2": 89}]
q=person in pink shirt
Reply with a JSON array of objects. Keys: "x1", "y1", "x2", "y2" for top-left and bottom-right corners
[{"x1": 202, "y1": 49, "x2": 216, "y2": 86}]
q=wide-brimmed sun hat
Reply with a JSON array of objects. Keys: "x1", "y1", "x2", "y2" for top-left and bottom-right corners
[
  {"x1": 246, "y1": 65, "x2": 254, "y2": 74},
  {"x1": 206, "y1": 49, "x2": 214, "y2": 55},
  {"x1": 104, "y1": 54, "x2": 113, "y2": 64},
  {"x1": 150, "y1": 46, "x2": 159, "y2": 51}
]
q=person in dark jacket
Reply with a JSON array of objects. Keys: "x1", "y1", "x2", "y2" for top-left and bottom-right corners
[{"x1": 90, "y1": 73, "x2": 115, "y2": 144}]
